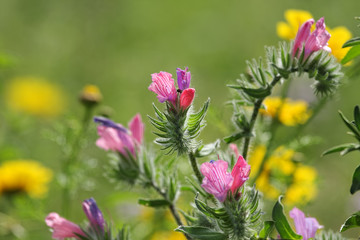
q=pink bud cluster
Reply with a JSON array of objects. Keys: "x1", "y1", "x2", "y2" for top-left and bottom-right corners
[
  {"x1": 292, "y1": 17, "x2": 331, "y2": 60},
  {"x1": 94, "y1": 114, "x2": 144, "y2": 157},
  {"x1": 148, "y1": 67, "x2": 195, "y2": 110},
  {"x1": 200, "y1": 155, "x2": 251, "y2": 202}
]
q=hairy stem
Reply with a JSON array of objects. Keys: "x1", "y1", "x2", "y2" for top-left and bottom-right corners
[{"x1": 188, "y1": 152, "x2": 203, "y2": 184}]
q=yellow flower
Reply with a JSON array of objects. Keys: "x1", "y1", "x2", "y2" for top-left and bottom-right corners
[
  {"x1": 79, "y1": 84, "x2": 102, "y2": 106},
  {"x1": 277, "y1": 9, "x2": 352, "y2": 62},
  {"x1": 262, "y1": 97, "x2": 311, "y2": 126},
  {"x1": 5, "y1": 77, "x2": 66, "y2": 117},
  {"x1": 0, "y1": 160, "x2": 53, "y2": 198},
  {"x1": 150, "y1": 231, "x2": 186, "y2": 240}
]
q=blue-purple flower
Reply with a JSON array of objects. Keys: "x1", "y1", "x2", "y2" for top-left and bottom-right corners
[{"x1": 176, "y1": 67, "x2": 191, "y2": 91}]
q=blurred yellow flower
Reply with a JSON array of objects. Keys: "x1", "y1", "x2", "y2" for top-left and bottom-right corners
[
  {"x1": 5, "y1": 77, "x2": 66, "y2": 117},
  {"x1": 150, "y1": 231, "x2": 186, "y2": 240},
  {"x1": 249, "y1": 145, "x2": 317, "y2": 205},
  {"x1": 261, "y1": 97, "x2": 312, "y2": 126},
  {"x1": 79, "y1": 84, "x2": 102, "y2": 106},
  {"x1": 0, "y1": 160, "x2": 53, "y2": 198},
  {"x1": 277, "y1": 9, "x2": 352, "y2": 62}
]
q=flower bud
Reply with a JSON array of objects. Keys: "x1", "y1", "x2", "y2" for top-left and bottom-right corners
[
  {"x1": 79, "y1": 84, "x2": 102, "y2": 107},
  {"x1": 82, "y1": 198, "x2": 105, "y2": 233},
  {"x1": 180, "y1": 88, "x2": 195, "y2": 109}
]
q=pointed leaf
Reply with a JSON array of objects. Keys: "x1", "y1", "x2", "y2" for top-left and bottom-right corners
[
  {"x1": 138, "y1": 199, "x2": 170, "y2": 208},
  {"x1": 224, "y1": 131, "x2": 252, "y2": 143},
  {"x1": 241, "y1": 86, "x2": 271, "y2": 99},
  {"x1": 322, "y1": 143, "x2": 360, "y2": 156},
  {"x1": 341, "y1": 45, "x2": 360, "y2": 65},
  {"x1": 272, "y1": 196, "x2": 302, "y2": 240},
  {"x1": 354, "y1": 106, "x2": 360, "y2": 131},
  {"x1": 340, "y1": 211, "x2": 360, "y2": 232},
  {"x1": 175, "y1": 226, "x2": 227, "y2": 240},
  {"x1": 339, "y1": 111, "x2": 360, "y2": 137},
  {"x1": 342, "y1": 37, "x2": 360, "y2": 48},
  {"x1": 350, "y1": 165, "x2": 360, "y2": 194},
  {"x1": 259, "y1": 221, "x2": 275, "y2": 238}
]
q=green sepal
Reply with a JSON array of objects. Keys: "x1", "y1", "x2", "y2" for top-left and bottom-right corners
[
  {"x1": 272, "y1": 196, "x2": 302, "y2": 240},
  {"x1": 342, "y1": 37, "x2": 360, "y2": 48},
  {"x1": 138, "y1": 199, "x2": 170, "y2": 208},
  {"x1": 259, "y1": 221, "x2": 275, "y2": 239},
  {"x1": 341, "y1": 45, "x2": 360, "y2": 65},
  {"x1": 340, "y1": 211, "x2": 360, "y2": 232},
  {"x1": 175, "y1": 226, "x2": 227, "y2": 240},
  {"x1": 195, "y1": 139, "x2": 220, "y2": 158},
  {"x1": 350, "y1": 165, "x2": 360, "y2": 194}
]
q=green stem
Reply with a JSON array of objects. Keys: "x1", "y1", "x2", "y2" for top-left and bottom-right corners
[
  {"x1": 188, "y1": 152, "x2": 203, "y2": 184},
  {"x1": 241, "y1": 75, "x2": 282, "y2": 159}
]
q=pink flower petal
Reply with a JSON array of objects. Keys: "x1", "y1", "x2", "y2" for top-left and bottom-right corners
[{"x1": 45, "y1": 213, "x2": 85, "y2": 240}]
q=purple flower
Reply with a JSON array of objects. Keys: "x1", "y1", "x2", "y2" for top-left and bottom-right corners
[
  {"x1": 200, "y1": 160, "x2": 234, "y2": 202},
  {"x1": 45, "y1": 213, "x2": 85, "y2": 240},
  {"x1": 94, "y1": 115, "x2": 144, "y2": 156},
  {"x1": 82, "y1": 198, "x2": 105, "y2": 233},
  {"x1": 148, "y1": 71, "x2": 177, "y2": 106},
  {"x1": 230, "y1": 155, "x2": 251, "y2": 193},
  {"x1": 292, "y1": 17, "x2": 331, "y2": 59},
  {"x1": 289, "y1": 207, "x2": 323, "y2": 240},
  {"x1": 176, "y1": 67, "x2": 191, "y2": 91}
]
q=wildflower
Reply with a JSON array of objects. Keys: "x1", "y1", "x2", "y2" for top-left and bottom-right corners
[
  {"x1": 4, "y1": 77, "x2": 65, "y2": 118},
  {"x1": 94, "y1": 114, "x2": 144, "y2": 156},
  {"x1": 261, "y1": 97, "x2": 311, "y2": 126},
  {"x1": 176, "y1": 67, "x2": 191, "y2": 91},
  {"x1": 293, "y1": 17, "x2": 331, "y2": 59},
  {"x1": 289, "y1": 207, "x2": 322, "y2": 240},
  {"x1": 277, "y1": 9, "x2": 352, "y2": 62},
  {"x1": 179, "y1": 88, "x2": 195, "y2": 109},
  {"x1": 200, "y1": 157, "x2": 250, "y2": 202},
  {"x1": 82, "y1": 198, "x2": 105, "y2": 233},
  {"x1": 79, "y1": 84, "x2": 102, "y2": 107},
  {"x1": 45, "y1": 213, "x2": 85, "y2": 240},
  {"x1": 148, "y1": 71, "x2": 177, "y2": 106},
  {"x1": 0, "y1": 160, "x2": 53, "y2": 198}
]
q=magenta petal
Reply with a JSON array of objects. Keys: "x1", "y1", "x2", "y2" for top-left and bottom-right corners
[
  {"x1": 96, "y1": 126, "x2": 124, "y2": 152},
  {"x1": 200, "y1": 160, "x2": 233, "y2": 202},
  {"x1": 230, "y1": 155, "x2": 251, "y2": 193},
  {"x1": 45, "y1": 213, "x2": 84, "y2": 240},
  {"x1": 129, "y1": 113, "x2": 144, "y2": 145},
  {"x1": 289, "y1": 207, "x2": 322, "y2": 240},
  {"x1": 180, "y1": 88, "x2": 195, "y2": 109},
  {"x1": 148, "y1": 71, "x2": 177, "y2": 105},
  {"x1": 292, "y1": 19, "x2": 314, "y2": 57}
]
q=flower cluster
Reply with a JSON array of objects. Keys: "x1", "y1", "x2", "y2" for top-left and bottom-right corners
[
  {"x1": 277, "y1": 9, "x2": 352, "y2": 62},
  {"x1": 45, "y1": 198, "x2": 106, "y2": 240},
  {"x1": 94, "y1": 114, "x2": 144, "y2": 157},
  {"x1": 148, "y1": 67, "x2": 195, "y2": 110},
  {"x1": 261, "y1": 97, "x2": 312, "y2": 126},
  {"x1": 200, "y1": 155, "x2": 251, "y2": 202},
  {"x1": 0, "y1": 160, "x2": 53, "y2": 198}
]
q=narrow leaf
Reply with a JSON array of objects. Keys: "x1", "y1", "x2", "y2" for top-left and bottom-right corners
[
  {"x1": 342, "y1": 37, "x2": 360, "y2": 48},
  {"x1": 241, "y1": 86, "x2": 271, "y2": 99},
  {"x1": 350, "y1": 165, "x2": 360, "y2": 194},
  {"x1": 138, "y1": 199, "x2": 170, "y2": 208},
  {"x1": 272, "y1": 196, "x2": 302, "y2": 240},
  {"x1": 175, "y1": 226, "x2": 227, "y2": 240},
  {"x1": 354, "y1": 106, "x2": 360, "y2": 131},
  {"x1": 339, "y1": 111, "x2": 360, "y2": 137},
  {"x1": 224, "y1": 131, "x2": 252, "y2": 143},
  {"x1": 341, "y1": 45, "x2": 360, "y2": 65},
  {"x1": 259, "y1": 221, "x2": 275, "y2": 238},
  {"x1": 340, "y1": 211, "x2": 360, "y2": 232},
  {"x1": 322, "y1": 143, "x2": 360, "y2": 156}
]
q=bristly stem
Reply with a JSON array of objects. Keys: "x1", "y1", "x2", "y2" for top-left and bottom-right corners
[
  {"x1": 188, "y1": 152, "x2": 203, "y2": 184},
  {"x1": 242, "y1": 75, "x2": 282, "y2": 159}
]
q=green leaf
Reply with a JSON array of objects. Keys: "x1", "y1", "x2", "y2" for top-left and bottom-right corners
[
  {"x1": 339, "y1": 111, "x2": 360, "y2": 138},
  {"x1": 175, "y1": 226, "x2": 227, "y2": 240},
  {"x1": 241, "y1": 86, "x2": 271, "y2": 99},
  {"x1": 322, "y1": 143, "x2": 360, "y2": 156},
  {"x1": 272, "y1": 196, "x2": 302, "y2": 240},
  {"x1": 342, "y1": 37, "x2": 360, "y2": 48},
  {"x1": 259, "y1": 221, "x2": 275, "y2": 238},
  {"x1": 195, "y1": 139, "x2": 220, "y2": 158},
  {"x1": 224, "y1": 131, "x2": 252, "y2": 143},
  {"x1": 350, "y1": 165, "x2": 360, "y2": 194},
  {"x1": 340, "y1": 211, "x2": 360, "y2": 232},
  {"x1": 138, "y1": 199, "x2": 170, "y2": 208},
  {"x1": 341, "y1": 45, "x2": 360, "y2": 64},
  {"x1": 354, "y1": 106, "x2": 360, "y2": 131}
]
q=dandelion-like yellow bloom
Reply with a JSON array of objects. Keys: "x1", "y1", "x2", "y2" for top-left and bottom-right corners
[
  {"x1": 0, "y1": 160, "x2": 53, "y2": 198},
  {"x1": 5, "y1": 77, "x2": 66, "y2": 117},
  {"x1": 150, "y1": 231, "x2": 186, "y2": 240},
  {"x1": 249, "y1": 145, "x2": 317, "y2": 205},
  {"x1": 262, "y1": 97, "x2": 312, "y2": 126},
  {"x1": 80, "y1": 84, "x2": 102, "y2": 106},
  {"x1": 277, "y1": 9, "x2": 352, "y2": 63}
]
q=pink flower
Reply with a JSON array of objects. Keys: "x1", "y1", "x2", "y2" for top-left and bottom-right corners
[
  {"x1": 45, "y1": 213, "x2": 85, "y2": 240},
  {"x1": 180, "y1": 88, "x2": 195, "y2": 109},
  {"x1": 292, "y1": 17, "x2": 331, "y2": 59},
  {"x1": 148, "y1": 71, "x2": 177, "y2": 106},
  {"x1": 200, "y1": 160, "x2": 234, "y2": 202},
  {"x1": 289, "y1": 207, "x2": 323, "y2": 240},
  {"x1": 176, "y1": 67, "x2": 191, "y2": 90},
  {"x1": 94, "y1": 115, "x2": 144, "y2": 156},
  {"x1": 230, "y1": 155, "x2": 251, "y2": 193}
]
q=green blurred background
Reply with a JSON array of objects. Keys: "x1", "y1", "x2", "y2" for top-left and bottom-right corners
[{"x1": 0, "y1": 0, "x2": 360, "y2": 239}]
